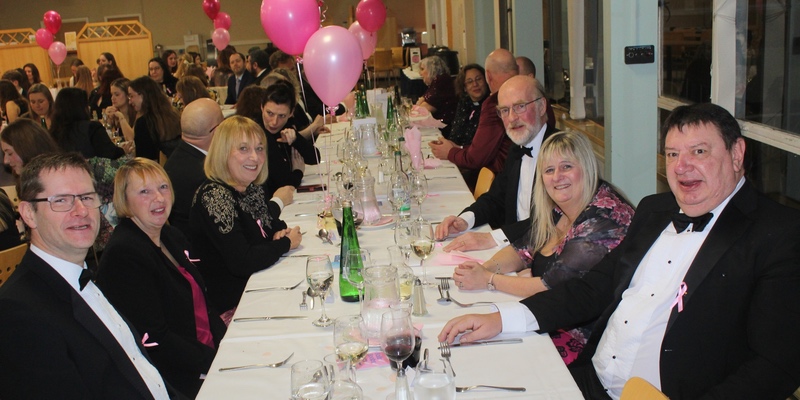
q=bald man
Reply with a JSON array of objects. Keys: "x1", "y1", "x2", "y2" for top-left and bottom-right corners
[
  {"x1": 516, "y1": 56, "x2": 556, "y2": 128},
  {"x1": 429, "y1": 48, "x2": 517, "y2": 182}
]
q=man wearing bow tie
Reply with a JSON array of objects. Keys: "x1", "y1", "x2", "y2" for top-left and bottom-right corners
[
  {"x1": 435, "y1": 74, "x2": 557, "y2": 250},
  {"x1": 440, "y1": 103, "x2": 800, "y2": 399},
  {"x1": 0, "y1": 153, "x2": 178, "y2": 399}
]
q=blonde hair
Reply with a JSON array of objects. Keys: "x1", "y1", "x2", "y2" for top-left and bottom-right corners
[
  {"x1": 113, "y1": 158, "x2": 174, "y2": 218},
  {"x1": 173, "y1": 53, "x2": 194, "y2": 79},
  {"x1": 73, "y1": 66, "x2": 94, "y2": 98},
  {"x1": 204, "y1": 116, "x2": 269, "y2": 186},
  {"x1": 530, "y1": 131, "x2": 599, "y2": 252}
]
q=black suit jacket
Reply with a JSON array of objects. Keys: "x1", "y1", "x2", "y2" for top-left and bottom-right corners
[
  {"x1": 461, "y1": 124, "x2": 557, "y2": 243},
  {"x1": 97, "y1": 219, "x2": 226, "y2": 397},
  {"x1": 164, "y1": 141, "x2": 206, "y2": 237},
  {"x1": 524, "y1": 182, "x2": 800, "y2": 399},
  {"x1": 225, "y1": 70, "x2": 255, "y2": 104},
  {"x1": 0, "y1": 251, "x2": 163, "y2": 399}
]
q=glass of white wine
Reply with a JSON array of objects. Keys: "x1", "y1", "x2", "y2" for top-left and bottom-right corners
[
  {"x1": 333, "y1": 315, "x2": 369, "y2": 382},
  {"x1": 411, "y1": 220, "x2": 435, "y2": 286},
  {"x1": 307, "y1": 255, "x2": 334, "y2": 327}
]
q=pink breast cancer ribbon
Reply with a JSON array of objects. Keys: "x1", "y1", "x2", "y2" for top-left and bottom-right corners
[
  {"x1": 141, "y1": 333, "x2": 159, "y2": 348},
  {"x1": 184, "y1": 250, "x2": 200, "y2": 263},
  {"x1": 671, "y1": 282, "x2": 688, "y2": 312},
  {"x1": 256, "y1": 219, "x2": 267, "y2": 238}
]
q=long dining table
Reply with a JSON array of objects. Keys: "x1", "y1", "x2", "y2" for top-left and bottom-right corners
[{"x1": 196, "y1": 122, "x2": 583, "y2": 399}]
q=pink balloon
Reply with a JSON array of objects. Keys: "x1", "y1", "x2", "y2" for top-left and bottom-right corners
[
  {"x1": 48, "y1": 41, "x2": 67, "y2": 66},
  {"x1": 214, "y1": 12, "x2": 231, "y2": 30},
  {"x1": 303, "y1": 26, "x2": 363, "y2": 107},
  {"x1": 203, "y1": 0, "x2": 220, "y2": 20},
  {"x1": 348, "y1": 22, "x2": 377, "y2": 61},
  {"x1": 35, "y1": 28, "x2": 54, "y2": 50},
  {"x1": 43, "y1": 10, "x2": 62, "y2": 35},
  {"x1": 261, "y1": 0, "x2": 319, "y2": 55},
  {"x1": 356, "y1": 0, "x2": 386, "y2": 33},
  {"x1": 212, "y1": 28, "x2": 230, "y2": 51}
]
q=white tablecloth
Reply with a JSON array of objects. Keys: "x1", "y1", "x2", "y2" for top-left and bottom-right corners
[{"x1": 197, "y1": 122, "x2": 582, "y2": 399}]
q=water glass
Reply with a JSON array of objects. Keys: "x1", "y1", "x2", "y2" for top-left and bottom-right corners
[
  {"x1": 291, "y1": 360, "x2": 331, "y2": 400},
  {"x1": 413, "y1": 359, "x2": 455, "y2": 400}
]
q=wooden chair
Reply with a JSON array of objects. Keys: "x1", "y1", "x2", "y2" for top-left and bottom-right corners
[
  {"x1": 1, "y1": 185, "x2": 19, "y2": 210},
  {"x1": 0, "y1": 243, "x2": 28, "y2": 288},
  {"x1": 620, "y1": 377, "x2": 669, "y2": 400},
  {"x1": 391, "y1": 46, "x2": 405, "y2": 72},
  {"x1": 473, "y1": 167, "x2": 495, "y2": 200},
  {"x1": 370, "y1": 48, "x2": 395, "y2": 85}
]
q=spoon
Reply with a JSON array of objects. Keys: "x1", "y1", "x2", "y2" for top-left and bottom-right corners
[{"x1": 317, "y1": 229, "x2": 333, "y2": 244}]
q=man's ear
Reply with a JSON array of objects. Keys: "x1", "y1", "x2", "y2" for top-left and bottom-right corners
[{"x1": 18, "y1": 201, "x2": 36, "y2": 230}]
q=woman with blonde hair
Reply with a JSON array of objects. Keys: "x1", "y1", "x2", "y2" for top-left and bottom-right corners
[
  {"x1": 73, "y1": 65, "x2": 95, "y2": 100},
  {"x1": 103, "y1": 78, "x2": 136, "y2": 143},
  {"x1": 173, "y1": 53, "x2": 194, "y2": 79},
  {"x1": 189, "y1": 116, "x2": 302, "y2": 313}
]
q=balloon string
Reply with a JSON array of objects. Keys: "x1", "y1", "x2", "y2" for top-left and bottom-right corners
[
  {"x1": 296, "y1": 58, "x2": 310, "y2": 119},
  {"x1": 318, "y1": 0, "x2": 328, "y2": 25}
]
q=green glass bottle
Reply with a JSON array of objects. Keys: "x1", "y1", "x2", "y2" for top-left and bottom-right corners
[
  {"x1": 386, "y1": 96, "x2": 398, "y2": 134},
  {"x1": 339, "y1": 200, "x2": 362, "y2": 302}
]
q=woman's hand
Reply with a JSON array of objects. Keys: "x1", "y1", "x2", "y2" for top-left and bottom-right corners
[
  {"x1": 453, "y1": 261, "x2": 492, "y2": 290},
  {"x1": 291, "y1": 149, "x2": 305, "y2": 174},
  {"x1": 120, "y1": 141, "x2": 136, "y2": 155},
  {"x1": 286, "y1": 226, "x2": 302, "y2": 249},
  {"x1": 278, "y1": 128, "x2": 297, "y2": 145}
]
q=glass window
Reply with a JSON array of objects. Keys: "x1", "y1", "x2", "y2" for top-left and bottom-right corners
[{"x1": 661, "y1": 0, "x2": 713, "y2": 103}]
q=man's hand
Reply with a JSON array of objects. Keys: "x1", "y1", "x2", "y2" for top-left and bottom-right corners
[
  {"x1": 438, "y1": 312, "x2": 503, "y2": 344},
  {"x1": 291, "y1": 149, "x2": 305, "y2": 173},
  {"x1": 278, "y1": 128, "x2": 297, "y2": 145},
  {"x1": 273, "y1": 185, "x2": 295, "y2": 206},
  {"x1": 453, "y1": 261, "x2": 491, "y2": 290},
  {"x1": 429, "y1": 137, "x2": 456, "y2": 160},
  {"x1": 435, "y1": 215, "x2": 468, "y2": 240},
  {"x1": 286, "y1": 226, "x2": 302, "y2": 249},
  {"x1": 443, "y1": 232, "x2": 497, "y2": 252}
]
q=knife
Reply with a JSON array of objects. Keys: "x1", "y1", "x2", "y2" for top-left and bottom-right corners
[
  {"x1": 233, "y1": 316, "x2": 308, "y2": 322},
  {"x1": 443, "y1": 338, "x2": 523, "y2": 348}
]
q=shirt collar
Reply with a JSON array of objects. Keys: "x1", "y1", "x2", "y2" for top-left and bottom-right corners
[{"x1": 29, "y1": 244, "x2": 88, "y2": 292}]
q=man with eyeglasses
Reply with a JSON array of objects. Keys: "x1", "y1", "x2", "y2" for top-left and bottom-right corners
[
  {"x1": 0, "y1": 153, "x2": 180, "y2": 399},
  {"x1": 435, "y1": 75, "x2": 557, "y2": 252}
]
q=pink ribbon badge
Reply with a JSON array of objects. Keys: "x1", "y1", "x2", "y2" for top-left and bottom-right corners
[
  {"x1": 256, "y1": 219, "x2": 267, "y2": 238},
  {"x1": 670, "y1": 282, "x2": 688, "y2": 312},
  {"x1": 141, "y1": 333, "x2": 159, "y2": 348},
  {"x1": 184, "y1": 250, "x2": 200, "y2": 263}
]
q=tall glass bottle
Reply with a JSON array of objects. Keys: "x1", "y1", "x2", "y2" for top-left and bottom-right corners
[
  {"x1": 339, "y1": 200, "x2": 362, "y2": 302},
  {"x1": 388, "y1": 151, "x2": 411, "y2": 220}
]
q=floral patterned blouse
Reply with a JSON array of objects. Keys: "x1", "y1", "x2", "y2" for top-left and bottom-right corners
[
  {"x1": 447, "y1": 93, "x2": 487, "y2": 146},
  {"x1": 514, "y1": 181, "x2": 634, "y2": 363}
]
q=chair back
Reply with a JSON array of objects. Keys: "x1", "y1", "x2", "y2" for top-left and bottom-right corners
[
  {"x1": 473, "y1": 167, "x2": 495, "y2": 200},
  {"x1": 1, "y1": 185, "x2": 19, "y2": 210},
  {"x1": 620, "y1": 377, "x2": 669, "y2": 400},
  {"x1": 373, "y1": 49, "x2": 394, "y2": 72},
  {"x1": 391, "y1": 47, "x2": 404, "y2": 68},
  {"x1": 0, "y1": 243, "x2": 27, "y2": 288}
]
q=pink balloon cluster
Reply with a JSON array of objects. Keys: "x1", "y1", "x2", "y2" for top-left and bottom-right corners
[
  {"x1": 203, "y1": 0, "x2": 232, "y2": 50},
  {"x1": 35, "y1": 11, "x2": 67, "y2": 65}
]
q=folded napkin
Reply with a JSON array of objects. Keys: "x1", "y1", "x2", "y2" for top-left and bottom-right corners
[
  {"x1": 410, "y1": 105, "x2": 430, "y2": 117},
  {"x1": 423, "y1": 158, "x2": 442, "y2": 169},
  {"x1": 433, "y1": 251, "x2": 485, "y2": 266},
  {"x1": 403, "y1": 127, "x2": 424, "y2": 170},
  {"x1": 411, "y1": 118, "x2": 447, "y2": 129}
]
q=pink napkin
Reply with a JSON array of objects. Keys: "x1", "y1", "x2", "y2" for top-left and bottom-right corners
[
  {"x1": 411, "y1": 118, "x2": 447, "y2": 129},
  {"x1": 410, "y1": 105, "x2": 430, "y2": 117},
  {"x1": 423, "y1": 158, "x2": 442, "y2": 169},
  {"x1": 433, "y1": 251, "x2": 485, "y2": 265},
  {"x1": 403, "y1": 127, "x2": 423, "y2": 170}
]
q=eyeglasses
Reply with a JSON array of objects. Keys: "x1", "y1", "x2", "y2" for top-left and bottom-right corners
[
  {"x1": 496, "y1": 97, "x2": 543, "y2": 118},
  {"x1": 27, "y1": 193, "x2": 101, "y2": 212},
  {"x1": 465, "y1": 76, "x2": 484, "y2": 86}
]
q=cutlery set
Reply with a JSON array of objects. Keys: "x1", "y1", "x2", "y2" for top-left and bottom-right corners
[{"x1": 437, "y1": 278, "x2": 494, "y2": 307}]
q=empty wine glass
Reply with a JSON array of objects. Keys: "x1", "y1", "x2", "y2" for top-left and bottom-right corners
[
  {"x1": 341, "y1": 249, "x2": 372, "y2": 307},
  {"x1": 306, "y1": 256, "x2": 334, "y2": 327},
  {"x1": 408, "y1": 172, "x2": 428, "y2": 221},
  {"x1": 387, "y1": 172, "x2": 410, "y2": 220},
  {"x1": 394, "y1": 219, "x2": 414, "y2": 261},
  {"x1": 411, "y1": 221, "x2": 434, "y2": 285},
  {"x1": 333, "y1": 315, "x2": 369, "y2": 382},
  {"x1": 380, "y1": 308, "x2": 415, "y2": 400},
  {"x1": 291, "y1": 360, "x2": 331, "y2": 400}
]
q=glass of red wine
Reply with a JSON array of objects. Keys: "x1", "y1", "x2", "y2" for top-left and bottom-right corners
[{"x1": 380, "y1": 308, "x2": 415, "y2": 400}]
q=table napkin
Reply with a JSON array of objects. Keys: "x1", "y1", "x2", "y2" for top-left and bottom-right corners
[
  {"x1": 433, "y1": 251, "x2": 485, "y2": 266},
  {"x1": 403, "y1": 127, "x2": 424, "y2": 170},
  {"x1": 423, "y1": 158, "x2": 442, "y2": 169}
]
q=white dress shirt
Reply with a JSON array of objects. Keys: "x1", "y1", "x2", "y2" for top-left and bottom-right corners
[
  {"x1": 32, "y1": 245, "x2": 170, "y2": 400},
  {"x1": 459, "y1": 124, "x2": 548, "y2": 247},
  {"x1": 496, "y1": 177, "x2": 745, "y2": 399}
]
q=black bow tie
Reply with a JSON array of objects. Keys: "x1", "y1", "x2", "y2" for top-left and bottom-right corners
[
  {"x1": 672, "y1": 212, "x2": 713, "y2": 233},
  {"x1": 78, "y1": 268, "x2": 94, "y2": 291},
  {"x1": 519, "y1": 146, "x2": 533, "y2": 158}
]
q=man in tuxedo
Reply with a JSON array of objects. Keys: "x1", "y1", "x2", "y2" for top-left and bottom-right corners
[
  {"x1": 439, "y1": 103, "x2": 800, "y2": 399},
  {"x1": 434, "y1": 75, "x2": 556, "y2": 251},
  {"x1": 250, "y1": 49, "x2": 270, "y2": 87},
  {"x1": 0, "y1": 153, "x2": 176, "y2": 399},
  {"x1": 224, "y1": 52, "x2": 255, "y2": 105}
]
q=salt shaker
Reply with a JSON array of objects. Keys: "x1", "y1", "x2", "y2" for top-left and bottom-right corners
[{"x1": 411, "y1": 278, "x2": 428, "y2": 316}]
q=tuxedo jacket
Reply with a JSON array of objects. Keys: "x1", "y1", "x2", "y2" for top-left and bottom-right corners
[
  {"x1": 164, "y1": 141, "x2": 206, "y2": 237},
  {"x1": 0, "y1": 251, "x2": 172, "y2": 399},
  {"x1": 523, "y1": 182, "x2": 800, "y2": 399},
  {"x1": 461, "y1": 123, "x2": 557, "y2": 243},
  {"x1": 224, "y1": 70, "x2": 255, "y2": 105}
]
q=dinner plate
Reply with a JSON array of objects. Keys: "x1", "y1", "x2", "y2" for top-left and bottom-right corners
[{"x1": 360, "y1": 216, "x2": 394, "y2": 229}]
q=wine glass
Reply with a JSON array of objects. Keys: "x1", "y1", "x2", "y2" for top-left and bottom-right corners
[
  {"x1": 291, "y1": 360, "x2": 331, "y2": 400},
  {"x1": 341, "y1": 249, "x2": 371, "y2": 307},
  {"x1": 408, "y1": 172, "x2": 428, "y2": 221},
  {"x1": 306, "y1": 256, "x2": 334, "y2": 327},
  {"x1": 387, "y1": 172, "x2": 410, "y2": 219},
  {"x1": 393, "y1": 219, "x2": 414, "y2": 261},
  {"x1": 411, "y1": 221, "x2": 435, "y2": 285},
  {"x1": 333, "y1": 315, "x2": 369, "y2": 382},
  {"x1": 380, "y1": 308, "x2": 415, "y2": 400}
]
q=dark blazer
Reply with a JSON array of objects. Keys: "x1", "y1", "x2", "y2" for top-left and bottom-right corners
[
  {"x1": 97, "y1": 219, "x2": 226, "y2": 398},
  {"x1": 460, "y1": 123, "x2": 557, "y2": 243},
  {"x1": 224, "y1": 70, "x2": 255, "y2": 104},
  {"x1": 524, "y1": 182, "x2": 800, "y2": 399},
  {"x1": 0, "y1": 251, "x2": 164, "y2": 399},
  {"x1": 164, "y1": 141, "x2": 206, "y2": 237}
]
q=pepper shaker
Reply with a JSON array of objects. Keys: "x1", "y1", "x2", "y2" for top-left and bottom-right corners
[{"x1": 411, "y1": 278, "x2": 428, "y2": 316}]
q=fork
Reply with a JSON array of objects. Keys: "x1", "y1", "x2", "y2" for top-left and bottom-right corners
[
  {"x1": 218, "y1": 353, "x2": 295, "y2": 372},
  {"x1": 455, "y1": 385, "x2": 526, "y2": 392},
  {"x1": 436, "y1": 279, "x2": 450, "y2": 304},
  {"x1": 300, "y1": 291, "x2": 308, "y2": 310},
  {"x1": 244, "y1": 280, "x2": 304, "y2": 293},
  {"x1": 439, "y1": 341, "x2": 455, "y2": 377},
  {"x1": 445, "y1": 292, "x2": 495, "y2": 308}
]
